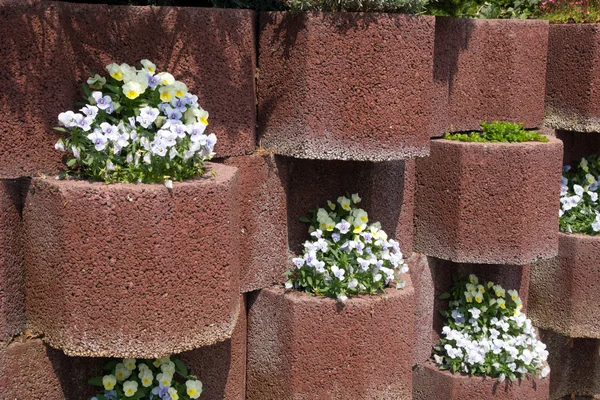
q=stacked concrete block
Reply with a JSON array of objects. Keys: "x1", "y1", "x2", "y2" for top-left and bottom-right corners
[
  {"x1": 247, "y1": 282, "x2": 415, "y2": 400},
  {"x1": 415, "y1": 138, "x2": 563, "y2": 264},
  {"x1": 545, "y1": 24, "x2": 600, "y2": 133},
  {"x1": 224, "y1": 154, "x2": 289, "y2": 292},
  {"x1": 0, "y1": 1, "x2": 257, "y2": 178},
  {"x1": 413, "y1": 362, "x2": 550, "y2": 400},
  {"x1": 23, "y1": 163, "x2": 241, "y2": 358},
  {"x1": 179, "y1": 295, "x2": 247, "y2": 400},
  {"x1": 0, "y1": 179, "x2": 26, "y2": 343},
  {"x1": 433, "y1": 18, "x2": 549, "y2": 136},
  {"x1": 539, "y1": 329, "x2": 600, "y2": 399},
  {"x1": 529, "y1": 233, "x2": 600, "y2": 338},
  {"x1": 0, "y1": 338, "x2": 104, "y2": 400},
  {"x1": 258, "y1": 12, "x2": 435, "y2": 161}
]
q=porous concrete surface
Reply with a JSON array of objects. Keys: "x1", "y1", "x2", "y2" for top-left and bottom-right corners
[
  {"x1": 285, "y1": 157, "x2": 415, "y2": 259},
  {"x1": 415, "y1": 138, "x2": 563, "y2": 264},
  {"x1": 258, "y1": 12, "x2": 434, "y2": 161},
  {"x1": 0, "y1": 1, "x2": 256, "y2": 178},
  {"x1": 413, "y1": 362, "x2": 550, "y2": 400},
  {"x1": 539, "y1": 329, "x2": 600, "y2": 399},
  {"x1": 433, "y1": 18, "x2": 548, "y2": 136},
  {"x1": 180, "y1": 295, "x2": 246, "y2": 400},
  {"x1": 224, "y1": 154, "x2": 289, "y2": 292},
  {"x1": 557, "y1": 130, "x2": 600, "y2": 166},
  {"x1": 23, "y1": 163, "x2": 241, "y2": 358},
  {"x1": 0, "y1": 179, "x2": 26, "y2": 342},
  {"x1": 247, "y1": 282, "x2": 414, "y2": 400},
  {"x1": 0, "y1": 338, "x2": 104, "y2": 400},
  {"x1": 529, "y1": 233, "x2": 600, "y2": 338},
  {"x1": 545, "y1": 24, "x2": 600, "y2": 133},
  {"x1": 410, "y1": 255, "x2": 532, "y2": 365}
]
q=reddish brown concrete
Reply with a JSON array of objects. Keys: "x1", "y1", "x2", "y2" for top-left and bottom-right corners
[
  {"x1": 557, "y1": 130, "x2": 600, "y2": 166},
  {"x1": 247, "y1": 282, "x2": 415, "y2": 400},
  {"x1": 433, "y1": 18, "x2": 548, "y2": 136},
  {"x1": 413, "y1": 362, "x2": 550, "y2": 400},
  {"x1": 0, "y1": 179, "x2": 26, "y2": 343},
  {"x1": 529, "y1": 233, "x2": 600, "y2": 338},
  {"x1": 539, "y1": 329, "x2": 600, "y2": 399},
  {"x1": 285, "y1": 157, "x2": 415, "y2": 260},
  {"x1": 0, "y1": 338, "x2": 104, "y2": 400},
  {"x1": 545, "y1": 24, "x2": 600, "y2": 133},
  {"x1": 224, "y1": 154, "x2": 289, "y2": 292},
  {"x1": 258, "y1": 12, "x2": 434, "y2": 161},
  {"x1": 410, "y1": 255, "x2": 532, "y2": 365},
  {"x1": 180, "y1": 295, "x2": 246, "y2": 400},
  {"x1": 415, "y1": 138, "x2": 562, "y2": 264},
  {"x1": 23, "y1": 163, "x2": 241, "y2": 358},
  {"x1": 0, "y1": 1, "x2": 256, "y2": 178}
]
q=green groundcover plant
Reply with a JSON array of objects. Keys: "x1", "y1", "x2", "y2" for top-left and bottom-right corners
[
  {"x1": 433, "y1": 274, "x2": 550, "y2": 381},
  {"x1": 443, "y1": 121, "x2": 549, "y2": 143},
  {"x1": 537, "y1": 0, "x2": 600, "y2": 23},
  {"x1": 54, "y1": 59, "x2": 216, "y2": 186},
  {"x1": 284, "y1": 194, "x2": 409, "y2": 302},
  {"x1": 88, "y1": 356, "x2": 202, "y2": 399},
  {"x1": 426, "y1": 0, "x2": 539, "y2": 18},
  {"x1": 560, "y1": 155, "x2": 600, "y2": 234}
]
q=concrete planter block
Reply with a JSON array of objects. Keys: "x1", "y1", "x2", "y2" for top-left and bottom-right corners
[
  {"x1": 413, "y1": 362, "x2": 550, "y2": 400},
  {"x1": 529, "y1": 233, "x2": 600, "y2": 338},
  {"x1": 415, "y1": 138, "x2": 563, "y2": 264},
  {"x1": 23, "y1": 163, "x2": 241, "y2": 357},
  {"x1": 247, "y1": 283, "x2": 415, "y2": 399},
  {"x1": 224, "y1": 154, "x2": 289, "y2": 292},
  {"x1": 0, "y1": 179, "x2": 27, "y2": 342},
  {"x1": 258, "y1": 12, "x2": 434, "y2": 161},
  {"x1": 433, "y1": 18, "x2": 548, "y2": 136},
  {"x1": 545, "y1": 24, "x2": 600, "y2": 133}
]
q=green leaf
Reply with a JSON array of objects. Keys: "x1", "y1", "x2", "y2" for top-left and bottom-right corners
[
  {"x1": 87, "y1": 376, "x2": 103, "y2": 387},
  {"x1": 53, "y1": 127, "x2": 68, "y2": 133},
  {"x1": 104, "y1": 84, "x2": 120, "y2": 94},
  {"x1": 439, "y1": 292, "x2": 451, "y2": 300},
  {"x1": 66, "y1": 158, "x2": 77, "y2": 167},
  {"x1": 81, "y1": 83, "x2": 91, "y2": 98},
  {"x1": 298, "y1": 216, "x2": 311, "y2": 223},
  {"x1": 174, "y1": 358, "x2": 188, "y2": 377},
  {"x1": 103, "y1": 360, "x2": 118, "y2": 371}
]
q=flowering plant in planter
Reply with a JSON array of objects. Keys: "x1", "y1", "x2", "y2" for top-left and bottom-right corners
[
  {"x1": 54, "y1": 59, "x2": 217, "y2": 185},
  {"x1": 433, "y1": 274, "x2": 550, "y2": 382},
  {"x1": 88, "y1": 356, "x2": 203, "y2": 400},
  {"x1": 560, "y1": 155, "x2": 600, "y2": 234},
  {"x1": 284, "y1": 194, "x2": 408, "y2": 302}
]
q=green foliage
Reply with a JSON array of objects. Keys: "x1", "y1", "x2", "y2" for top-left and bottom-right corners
[
  {"x1": 560, "y1": 155, "x2": 600, "y2": 235},
  {"x1": 281, "y1": 0, "x2": 428, "y2": 13},
  {"x1": 443, "y1": 121, "x2": 549, "y2": 143},
  {"x1": 536, "y1": 0, "x2": 600, "y2": 23},
  {"x1": 426, "y1": 0, "x2": 538, "y2": 17}
]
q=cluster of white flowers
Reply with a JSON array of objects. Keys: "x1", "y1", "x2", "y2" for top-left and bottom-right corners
[
  {"x1": 89, "y1": 356, "x2": 202, "y2": 400},
  {"x1": 560, "y1": 157, "x2": 600, "y2": 234},
  {"x1": 55, "y1": 60, "x2": 216, "y2": 185},
  {"x1": 434, "y1": 275, "x2": 550, "y2": 381},
  {"x1": 285, "y1": 194, "x2": 408, "y2": 302}
]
